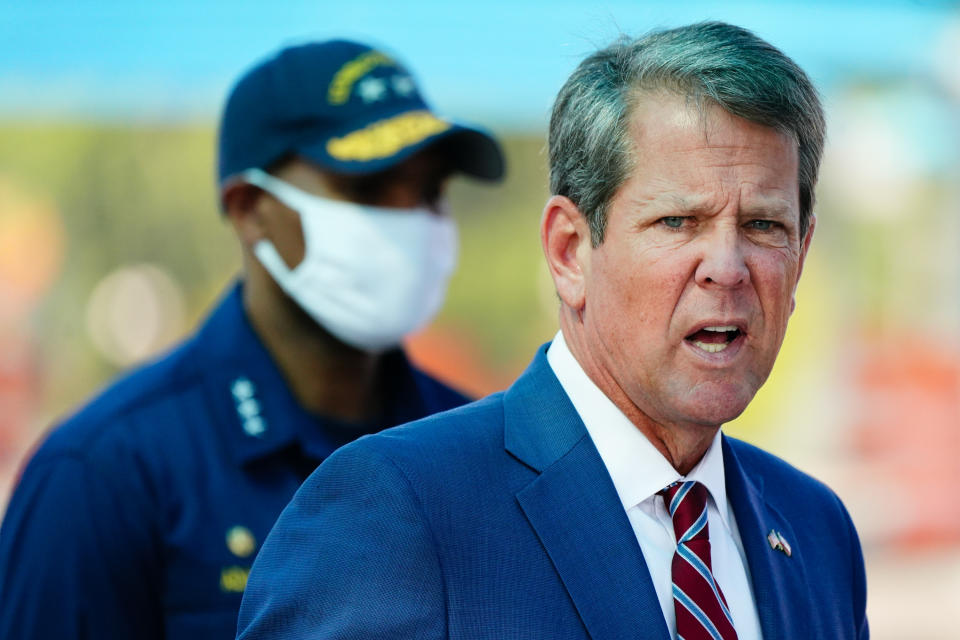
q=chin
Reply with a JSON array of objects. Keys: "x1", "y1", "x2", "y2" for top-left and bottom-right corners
[{"x1": 678, "y1": 383, "x2": 757, "y2": 427}]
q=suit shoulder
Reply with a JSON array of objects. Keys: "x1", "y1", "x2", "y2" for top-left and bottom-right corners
[
  {"x1": 332, "y1": 392, "x2": 507, "y2": 474},
  {"x1": 382, "y1": 390, "x2": 504, "y2": 441}
]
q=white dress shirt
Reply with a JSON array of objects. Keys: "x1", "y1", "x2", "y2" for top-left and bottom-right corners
[{"x1": 546, "y1": 331, "x2": 763, "y2": 640}]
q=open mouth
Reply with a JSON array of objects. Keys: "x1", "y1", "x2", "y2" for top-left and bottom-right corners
[{"x1": 684, "y1": 325, "x2": 744, "y2": 354}]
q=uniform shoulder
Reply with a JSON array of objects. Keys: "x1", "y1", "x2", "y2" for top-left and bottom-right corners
[
  {"x1": 32, "y1": 335, "x2": 205, "y2": 463},
  {"x1": 408, "y1": 366, "x2": 472, "y2": 408}
]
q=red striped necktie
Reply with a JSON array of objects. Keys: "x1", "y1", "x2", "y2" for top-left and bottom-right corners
[{"x1": 660, "y1": 481, "x2": 739, "y2": 640}]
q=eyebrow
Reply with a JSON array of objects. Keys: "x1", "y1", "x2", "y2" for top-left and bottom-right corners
[
  {"x1": 739, "y1": 201, "x2": 794, "y2": 220},
  {"x1": 652, "y1": 194, "x2": 795, "y2": 220}
]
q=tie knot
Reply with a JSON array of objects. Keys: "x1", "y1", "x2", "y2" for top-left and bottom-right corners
[{"x1": 659, "y1": 480, "x2": 709, "y2": 544}]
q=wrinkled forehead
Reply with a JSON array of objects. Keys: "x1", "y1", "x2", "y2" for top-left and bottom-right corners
[
  {"x1": 623, "y1": 91, "x2": 800, "y2": 192},
  {"x1": 626, "y1": 88, "x2": 799, "y2": 154},
  {"x1": 617, "y1": 92, "x2": 802, "y2": 216}
]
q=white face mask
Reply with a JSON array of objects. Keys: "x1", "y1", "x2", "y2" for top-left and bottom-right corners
[{"x1": 241, "y1": 168, "x2": 458, "y2": 353}]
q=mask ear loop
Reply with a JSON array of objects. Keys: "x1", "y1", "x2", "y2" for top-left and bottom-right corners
[
  {"x1": 240, "y1": 168, "x2": 312, "y2": 212},
  {"x1": 253, "y1": 236, "x2": 297, "y2": 279},
  {"x1": 237, "y1": 168, "x2": 307, "y2": 279},
  {"x1": 239, "y1": 167, "x2": 274, "y2": 190}
]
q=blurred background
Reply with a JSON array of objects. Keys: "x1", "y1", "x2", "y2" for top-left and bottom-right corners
[{"x1": 1, "y1": 0, "x2": 958, "y2": 636}]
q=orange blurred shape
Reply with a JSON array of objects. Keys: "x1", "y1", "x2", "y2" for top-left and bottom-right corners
[
  {"x1": 0, "y1": 332, "x2": 39, "y2": 449},
  {"x1": 0, "y1": 177, "x2": 66, "y2": 319},
  {"x1": 406, "y1": 325, "x2": 516, "y2": 399},
  {"x1": 852, "y1": 333, "x2": 960, "y2": 548}
]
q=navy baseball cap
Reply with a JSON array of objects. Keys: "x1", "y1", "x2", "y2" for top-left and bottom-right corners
[{"x1": 218, "y1": 40, "x2": 504, "y2": 188}]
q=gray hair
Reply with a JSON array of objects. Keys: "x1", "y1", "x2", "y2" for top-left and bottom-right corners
[{"x1": 548, "y1": 21, "x2": 824, "y2": 246}]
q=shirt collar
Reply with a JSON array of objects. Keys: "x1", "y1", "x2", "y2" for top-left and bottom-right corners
[
  {"x1": 684, "y1": 427, "x2": 730, "y2": 529},
  {"x1": 546, "y1": 330, "x2": 731, "y2": 527}
]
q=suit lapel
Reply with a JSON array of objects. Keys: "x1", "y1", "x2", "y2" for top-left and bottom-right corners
[
  {"x1": 505, "y1": 347, "x2": 670, "y2": 640},
  {"x1": 723, "y1": 437, "x2": 813, "y2": 640}
]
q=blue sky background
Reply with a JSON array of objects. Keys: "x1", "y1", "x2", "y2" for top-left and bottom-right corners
[{"x1": 1, "y1": 1, "x2": 957, "y2": 128}]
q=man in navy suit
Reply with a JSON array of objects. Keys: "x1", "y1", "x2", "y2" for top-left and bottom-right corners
[{"x1": 237, "y1": 22, "x2": 868, "y2": 639}]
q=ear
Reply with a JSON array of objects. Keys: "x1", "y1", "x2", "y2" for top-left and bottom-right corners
[
  {"x1": 222, "y1": 183, "x2": 267, "y2": 249},
  {"x1": 540, "y1": 195, "x2": 591, "y2": 311},
  {"x1": 791, "y1": 214, "x2": 816, "y2": 314}
]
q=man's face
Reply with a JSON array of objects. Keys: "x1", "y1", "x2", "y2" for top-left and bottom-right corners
[{"x1": 581, "y1": 93, "x2": 812, "y2": 428}]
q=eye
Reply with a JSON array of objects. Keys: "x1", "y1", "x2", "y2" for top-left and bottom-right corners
[
  {"x1": 747, "y1": 219, "x2": 776, "y2": 231},
  {"x1": 660, "y1": 216, "x2": 686, "y2": 229}
]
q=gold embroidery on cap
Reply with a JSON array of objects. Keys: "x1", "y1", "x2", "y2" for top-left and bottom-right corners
[
  {"x1": 328, "y1": 51, "x2": 396, "y2": 105},
  {"x1": 326, "y1": 111, "x2": 451, "y2": 162}
]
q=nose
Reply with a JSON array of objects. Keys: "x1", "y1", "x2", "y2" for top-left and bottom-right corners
[{"x1": 694, "y1": 225, "x2": 750, "y2": 288}]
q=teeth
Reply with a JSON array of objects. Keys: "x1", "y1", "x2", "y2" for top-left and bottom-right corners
[
  {"x1": 693, "y1": 341, "x2": 730, "y2": 353},
  {"x1": 703, "y1": 325, "x2": 738, "y2": 332}
]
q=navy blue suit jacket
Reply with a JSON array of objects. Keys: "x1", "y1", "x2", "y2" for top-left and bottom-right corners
[{"x1": 237, "y1": 345, "x2": 868, "y2": 639}]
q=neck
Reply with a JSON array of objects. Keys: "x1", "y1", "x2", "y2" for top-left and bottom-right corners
[
  {"x1": 242, "y1": 263, "x2": 386, "y2": 423},
  {"x1": 558, "y1": 311, "x2": 718, "y2": 475}
]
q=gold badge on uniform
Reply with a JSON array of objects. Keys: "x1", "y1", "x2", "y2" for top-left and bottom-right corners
[
  {"x1": 226, "y1": 525, "x2": 256, "y2": 558},
  {"x1": 220, "y1": 566, "x2": 250, "y2": 593}
]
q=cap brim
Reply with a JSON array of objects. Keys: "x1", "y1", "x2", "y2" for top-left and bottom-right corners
[
  {"x1": 437, "y1": 125, "x2": 505, "y2": 182},
  {"x1": 296, "y1": 108, "x2": 504, "y2": 181}
]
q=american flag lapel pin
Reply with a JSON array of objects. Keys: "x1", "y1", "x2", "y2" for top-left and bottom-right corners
[{"x1": 767, "y1": 529, "x2": 792, "y2": 557}]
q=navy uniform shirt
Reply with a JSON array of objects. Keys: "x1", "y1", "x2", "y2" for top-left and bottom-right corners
[{"x1": 0, "y1": 283, "x2": 469, "y2": 639}]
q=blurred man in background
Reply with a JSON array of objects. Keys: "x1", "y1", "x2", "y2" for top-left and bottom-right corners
[
  {"x1": 236, "y1": 22, "x2": 867, "y2": 639},
  {"x1": 0, "y1": 39, "x2": 503, "y2": 639}
]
